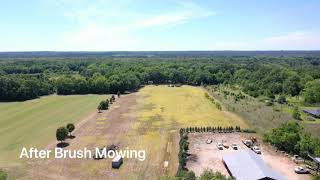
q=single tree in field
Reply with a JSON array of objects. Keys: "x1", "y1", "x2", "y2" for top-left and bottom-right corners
[
  {"x1": 117, "y1": 91, "x2": 121, "y2": 98},
  {"x1": 56, "y1": 127, "x2": 68, "y2": 143},
  {"x1": 98, "y1": 100, "x2": 107, "y2": 112},
  {"x1": 109, "y1": 98, "x2": 113, "y2": 104},
  {"x1": 111, "y1": 95, "x2": 116, "y2": 102},
  {"x1": 66, "y1": 123, "x2": 75, "y2": 136}
]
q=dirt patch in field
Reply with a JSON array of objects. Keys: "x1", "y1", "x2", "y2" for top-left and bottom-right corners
[{"x1": 187, "y1": 133, "x2": 311, "y2": 180}]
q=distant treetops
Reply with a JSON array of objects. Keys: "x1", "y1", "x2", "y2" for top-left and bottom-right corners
[{"x1": 1, "y1": 57, "x2": 320, "y2": 104}]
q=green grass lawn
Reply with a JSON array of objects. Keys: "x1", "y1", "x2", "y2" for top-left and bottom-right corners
[{"x1": 0, "y1": 94, "x2": 107, "y2": 166}]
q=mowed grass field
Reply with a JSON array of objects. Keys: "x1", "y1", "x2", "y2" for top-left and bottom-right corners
[
  {"x1": 0, "y1": 94, "x2": 106, "y2": 166},
  {"x1": 127, "y1": 85, "x2": 247, "y2": 177},
  {"x1": 138, "y1": 85, "x2": 247, "y2": 127}
]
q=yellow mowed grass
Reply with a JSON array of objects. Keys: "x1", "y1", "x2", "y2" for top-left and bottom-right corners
[
  {"x1": 138, "y1": 85, "x2": 247, "y2": 127},
  {"x1": 129, "y1": 85, "x2": 247, "y2": 177}
]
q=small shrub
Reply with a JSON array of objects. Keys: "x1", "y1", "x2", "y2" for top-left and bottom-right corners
[
  {"x1": 312, "y1": 175, "x2": 320, "y2": 180},
  {"x1": 199, "y1": 169, "x2": 232, "y2": 180},
  {"x1": 292, "y1": 106, "x2": 301, "y2": 120},
  {"x1": 242, "y1": 129, "x2": 257, "y2": 133},
  {"x1": 215, "y1": 103, "x2": 222, "y2": 110},
  {"x1": 0, "y1": 169, "x2": 7, "y2": 180},
  {"x1": 66, "y1": 123, "x2": 75, "y2": 136}
]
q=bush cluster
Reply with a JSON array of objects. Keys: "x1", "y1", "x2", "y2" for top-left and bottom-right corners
[
  {"x1": 56, "y1": 123, "x2": 75, "y2": 143},
  {"x1": 0, "y1": 169, "x2": 7, "y2": 180}
]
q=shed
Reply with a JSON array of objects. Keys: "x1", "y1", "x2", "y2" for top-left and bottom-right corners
[
  {"x1": 112, "y1": 155, "x2": 123, "y2": 169},
  {"x1": 308, "y1": 154, "x2": 320, "y2": 173},
  {"x1": 303, "y1": 109, "x2": 320, "y2": 118},
  {"x1": 223, "y1": 150, "x2": 286, "y2": 180}
]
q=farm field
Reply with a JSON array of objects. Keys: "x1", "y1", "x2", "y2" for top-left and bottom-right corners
[
  {"x1": 17, "y1": 85, "x2": 247, "y2": 179},
  {"x1": 0, "y1": 94, "x2": 107, "y2": 167}
]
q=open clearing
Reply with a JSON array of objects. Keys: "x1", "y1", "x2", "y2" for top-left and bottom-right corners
[
  {"x1": 15, "y1": 85, "x2": 247, "y2": 179},
  {"x1": 0, "y1": 94, "x2": 107, "y2": 167},
  {"x1": 187, "y1": 133, "x2": 311, "y2": 180}
]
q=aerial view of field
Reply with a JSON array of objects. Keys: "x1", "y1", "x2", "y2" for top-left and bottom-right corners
[
  {"x1": 1, "y1": 1, "x2": 320, "y2": 179},
  {"x1": 3, "y1": 85, "x2": 245, "y2": 179},
  {"x1": 0, "y1": 95, "x2": 107, "y2": 167}
]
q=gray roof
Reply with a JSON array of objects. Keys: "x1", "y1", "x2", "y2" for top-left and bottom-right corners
[
  {"x1": 303, "y1": 109, "x2": 320, "y2": 116},
  {"x1": 308, "y1": 154, "x2": 320, "y2": 164},
  {"x1": 223, "y1": 150, "x2": 287, "y2": 180}
]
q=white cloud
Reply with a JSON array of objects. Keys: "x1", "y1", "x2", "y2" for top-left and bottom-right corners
[
  {"x1": 202, "y1": 31, "x2": 320, "y2": 51},
  {"x1": 55, "y1": 0, "x2": 215, "y2": 50},
  {"x1": 262, "y1": 31, "x2": 320, "y2": 50}
]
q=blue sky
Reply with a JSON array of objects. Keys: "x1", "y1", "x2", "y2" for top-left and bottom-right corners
[{"x1": 1, "y1": 0, "x2": 320, "y2": 51}]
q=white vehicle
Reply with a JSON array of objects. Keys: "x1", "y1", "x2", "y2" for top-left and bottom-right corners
[
  {"x1": 294, "y1": 167, "x2": 309, "y2": 174},
  {"x1": 252, "y1": 146, "x2": 261, "y2": 154},
  {"x1": 231, "y1": 143, "x2": 238, "y2": 150},
  {"x1": 292, "y1": 155, "x2": 304, "y2": 163},
  {"x1": 206, "y1": 139, "x2": 213, "y2": 144},
  {"x1": 217, "y1": 143, "x2": 224, "y2": 150},
  {"x1": 242, "y1": 139, "x2": 253, "y2": 147}
]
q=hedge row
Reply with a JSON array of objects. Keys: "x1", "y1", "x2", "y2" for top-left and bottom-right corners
[{"x1": 180, "y1": 126, "x2": 241, "y2": 134}]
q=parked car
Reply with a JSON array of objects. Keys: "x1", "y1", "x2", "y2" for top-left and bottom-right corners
[
  {"x1": 292, "y1": 155, "x2": 304, "y2": 163},
  {"x1": 251, "y1": 146, "x2": 261, "y2": 154},
  {"x1": 231, "y1": 143, "x2": 238, "y2": 150},
  {"x1": 206, "y1": 139, "x2": 212, "y2": 144},
  {"x1": 217, "y1": 143, "x2": 224, "y2": 150},
  {"x1": 242, "y1": 139, "x2": 253, "y2": 147},
  {"x1": 294, "y1": 167, "x2": 309, "y2": 174}
]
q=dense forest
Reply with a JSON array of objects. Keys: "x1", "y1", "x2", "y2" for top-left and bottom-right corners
[{"x1": 1, "y1": 55, "x2": 320, "y2": 102}]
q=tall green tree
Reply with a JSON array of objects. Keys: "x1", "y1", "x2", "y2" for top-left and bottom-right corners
[
  {"x1": 304, "y1": 79, "x2": 320, "y2": 103},
  {"x1": 56, "y1": 127, "x2": 68, "y2": 143}
]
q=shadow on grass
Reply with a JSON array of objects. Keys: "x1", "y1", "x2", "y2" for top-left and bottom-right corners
[
  {"x1": 68, "y1": 135, "x2": 76, "y2": 139},
  {"x1": 56, "y1": 142, "x2": 69, "y2": 148}
]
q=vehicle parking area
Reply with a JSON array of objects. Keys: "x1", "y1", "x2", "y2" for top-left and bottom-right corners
[{"x1": 186, "y1": 132, "x2": 311, "y2": 180}]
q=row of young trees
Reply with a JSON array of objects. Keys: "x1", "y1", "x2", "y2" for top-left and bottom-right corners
[
  {"x1": 1, "y1": 57, "x2": 320, "y2": 102},
  {"x1": 176, "y1": 131, "x2": 195, "y2": 179},
  {"x1": 97, "y1": 94, "x2": 118, "y2": 112},
  {"x1": 180, "y1": 126, "x2": 241, "y2": 133}
]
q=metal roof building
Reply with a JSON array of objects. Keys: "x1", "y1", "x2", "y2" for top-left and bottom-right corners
[
  {"x1": 303, "y1": 109, "x2": 320, "y2": 118},
  {"x1": 223, "y1": 150, "x2": 287, "y2": 180}
]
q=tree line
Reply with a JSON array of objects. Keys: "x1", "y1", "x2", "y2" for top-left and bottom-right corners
[
  {"x1": 0, "y1": 56, "x2": 320, "y2": 102},
  {"x1": 264, "y1": 121, "x2": 320, "y2": 158}
]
